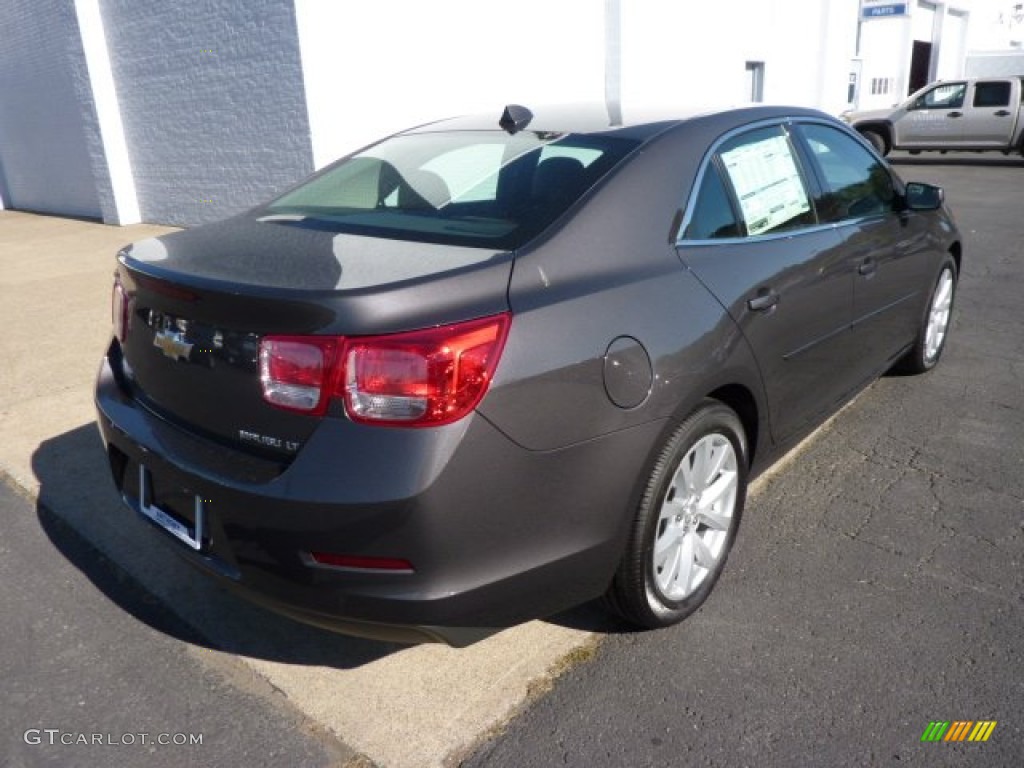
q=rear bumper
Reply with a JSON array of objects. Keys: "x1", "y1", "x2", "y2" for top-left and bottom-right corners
[{"x1": 95, "y1": 352, "x2": 664, "y2": 645}]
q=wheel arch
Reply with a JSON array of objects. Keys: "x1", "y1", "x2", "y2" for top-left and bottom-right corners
[
  {"x1": 706, "y1": 383, "x2": 759, "y2": 469},
  {"x1": 948, "y1": 240, "x2": 962, "y2": 275},
  {"x1": 621, "y1": 379, "x2": 762, "y2": 543},
  {"x1": 854, "y1": 121, "x2": 893, "y2": 152}
]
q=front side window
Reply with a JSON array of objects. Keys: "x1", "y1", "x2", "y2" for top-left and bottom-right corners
[
  {"x1": 265, "y1": 131, "x2": 639, "y2": 250},
  {"x1": 973, "y1": 81, "x2": 1011, "y2": 108},
  {"x1": 799, "y1": 123, "x2": 895, "y2": 222},
  {"x1": 716, "y1": 126, "x2": 815, "y2": 237},
  {"x1": 913, "y1": 83, "x2": 966, "y2": 110}
]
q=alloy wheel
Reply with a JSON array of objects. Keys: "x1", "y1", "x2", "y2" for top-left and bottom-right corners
[{"x1": 652, "y1": 433, "x2": 739, "y2": 601}]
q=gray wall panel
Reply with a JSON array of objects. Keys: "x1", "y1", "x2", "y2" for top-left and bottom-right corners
[
  {"x1": 100, "y1": 0, "x2": 313, "y2": 226},
  {"x1": 0, "y1": 0, "x2": 103, "y2": 218}
]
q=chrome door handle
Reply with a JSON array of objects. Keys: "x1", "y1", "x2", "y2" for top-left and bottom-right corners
[
  {"x1": 747, "y1": 289, "x2": 779, "y2": 312},
  {"x1": 858, "y1": 258, "x2": 877, "y2": 276}
]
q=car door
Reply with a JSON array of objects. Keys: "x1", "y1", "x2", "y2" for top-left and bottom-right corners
[
  {"x1": 795, "y1": 122, "x2": 932, "y2": 380},
  {"x1": 676, "y1": 123, "x2": 856, "y2": 443},
  {"x1": 961, "y1": 80, "x2": 1019, "y2": 146},
  {"x1": 895, "y1": 82, "x2": 967, "y2": 147}
]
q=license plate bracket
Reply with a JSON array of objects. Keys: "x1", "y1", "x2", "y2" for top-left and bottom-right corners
[{"x1": 136, "y1": 465, "x2": 205, "y2": 551}]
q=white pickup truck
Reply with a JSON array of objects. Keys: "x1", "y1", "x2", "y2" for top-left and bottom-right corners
[{"x1": 842, "y1": 76, "x2": 1024, "y2": 156}]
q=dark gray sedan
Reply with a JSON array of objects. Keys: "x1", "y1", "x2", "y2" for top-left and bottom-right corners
[{"x1": 95, "y1": 104, "x2": 961, "y2": 645}]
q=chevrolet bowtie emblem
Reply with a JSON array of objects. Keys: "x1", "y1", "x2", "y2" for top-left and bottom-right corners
[{"x1": 153, "y1": 329, "x2": 193, "y2": 361}]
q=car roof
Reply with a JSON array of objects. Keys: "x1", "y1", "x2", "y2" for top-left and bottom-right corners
[{"x1": 405, "y1": 103, "x2": 835, "y2": 142}]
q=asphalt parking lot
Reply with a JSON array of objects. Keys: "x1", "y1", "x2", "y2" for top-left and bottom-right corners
[
  {"x1": 1, "y1": 155, "x2": 1022, "y2": 768},
  {"x1": 463, "y1": 155, "x2": 1024, "y2": 766}
]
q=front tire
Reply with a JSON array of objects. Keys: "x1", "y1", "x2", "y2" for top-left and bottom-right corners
[
  {"x1": 861, "y1": 129, "x2": 888, "y2": 156},
  {"x1": 896, "y1": 256, "x2": 957, "y2": 374},
  {"x1": 606, "y1": 401, "x2": 748, "y2": 629}
]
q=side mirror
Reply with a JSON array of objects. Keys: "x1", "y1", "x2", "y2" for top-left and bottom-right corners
[{"x1": 904, "y1": 182, "x2": 944, "y2": 211}]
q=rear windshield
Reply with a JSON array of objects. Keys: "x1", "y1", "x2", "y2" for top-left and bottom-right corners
[{"x1": 263, "y1": 130, "x2": 640, "y2": 250}]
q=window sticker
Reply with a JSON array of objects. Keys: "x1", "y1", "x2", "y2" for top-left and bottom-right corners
[{"x1": 720, "y1": 135, "x2": 810, "y2": 235}]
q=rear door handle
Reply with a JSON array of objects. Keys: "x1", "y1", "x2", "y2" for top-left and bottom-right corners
[
  {"x1": 947, "y1": 111, "x2": 963, "y2": 118},
  {"x1": 858, "y1": 258, "x2": 877, "y2": 276},
  {"x1": 747, "y1": 289, "x2": 779, "y2": 312},
  {"x1": 994, "y1": 109, "x2": 1011, "y2": 117}
]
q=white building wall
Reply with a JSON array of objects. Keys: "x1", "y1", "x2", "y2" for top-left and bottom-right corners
[
  {"x1": 936, "y1": 9, "x2": 971, "y2": 76},
  {"x1": 967, "y1": 0, "x2": 1024, "y2": 48},
  {"x1": 0, "y1": 0, "x2": 870, "y2": 225},
  {"x1": 98, "y1": 0, "x2": 314, "y2": 226},
  {"x1": 294, "y1": 0, "x2": 606, "y2": 169},
  {"x1": 0, "y1": 0, "x2": 102, "y2": 218},
  {"x1": 859, "y1": 14, "x2": 913, "y2": 108},
  {"x1": 619, "y1": 0, "x2": 859, "y2": 116},
  {"x1": 857, "y1": 1, "x2": 976, "y2": 110}
]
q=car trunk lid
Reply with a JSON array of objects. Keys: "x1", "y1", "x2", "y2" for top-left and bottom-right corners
[{"x1": 114, "y1": 215, "x2": 512, "y2": 459}]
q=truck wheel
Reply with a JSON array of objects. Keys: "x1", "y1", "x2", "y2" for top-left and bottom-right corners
[{"x1": 861, "y1": 129, "x2": 888, "y2": 156}]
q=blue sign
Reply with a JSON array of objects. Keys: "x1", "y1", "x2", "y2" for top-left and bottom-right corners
[{"x1": 862, "y1": 3, "x2": 908, "y2": 18}]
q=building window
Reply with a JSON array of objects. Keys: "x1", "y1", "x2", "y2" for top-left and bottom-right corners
[
  {"x1": 745, "y1": 61, "x2": 765, "y2": 103},
  {"x1": 869, "y1": 77, "x2": 895, "y2": 96}
]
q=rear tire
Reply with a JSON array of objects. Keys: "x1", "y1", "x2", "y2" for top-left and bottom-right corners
[
  {"x1": 861, "y1": 129, "x2": 888, "y2": 156},
  {"x1": 896, "y1": 256, "x2": 957, "y2": 374},
  {"x1": 606, "y1": 401, "x2": 748, "y2": 629}
]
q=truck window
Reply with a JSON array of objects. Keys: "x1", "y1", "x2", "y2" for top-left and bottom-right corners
[
  {"x1": 973, "y1": 81, "x2": 1011, "y2": 108},
  {"x1": 913, "y1": 83, "x2": 966, "y2": 110}
]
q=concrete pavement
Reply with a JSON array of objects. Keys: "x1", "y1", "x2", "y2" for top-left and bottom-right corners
[
  {"x1": 0, "y1": 210, "x2": 592, "y2": 768},
  {"x1": 0, "y1": 480, "x2": 347, "y2": 768}
]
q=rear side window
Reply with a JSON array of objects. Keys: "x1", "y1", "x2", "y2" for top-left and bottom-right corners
[
  {"x1": 799, "y1": 123, "x2": 895, "y2": 222},
  {"x1": 683, "y1": 165, "x2": 740, "y2": 240},
  {"x1": 266, "y1": 131, "x2": 639, "y2": 250},
  {"x1": 716, "y1": 125, "x2": 815, "y2": 237},
  {"x1": 680, "y1": 125, "x2": 817, "y2": 241},
  {"x1": 973, "y1": 81, "x2": 1011, "y2": 108}
]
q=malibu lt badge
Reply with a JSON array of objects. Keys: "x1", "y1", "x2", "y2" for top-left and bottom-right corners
[{"x1": 153, "y1": 328, "x2": 193, "y2": 362}]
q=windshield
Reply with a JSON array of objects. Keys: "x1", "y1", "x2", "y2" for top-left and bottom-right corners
[{"x1": 264, "y1": 130, "x2": 640, "y2": 250}]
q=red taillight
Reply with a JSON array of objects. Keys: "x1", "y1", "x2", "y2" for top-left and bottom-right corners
[
  {"x1": 259, "y1": 336, "x2": 337, "y2": 414},
  {"x1": 344, "y1": 315, "x2": 509, "y2": 426},
  {"x1": 112, "y1": 277, "x2": 131, "y2": 342},
  {"x1": 305, "y1": 552, "x2": 414, "y2": 573},
  {"x1": 258, "y1": 313, "x2": 510, "y2": 426}
]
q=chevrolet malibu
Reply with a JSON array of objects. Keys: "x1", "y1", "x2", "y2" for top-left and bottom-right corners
[{"x1": 95, "y1": 104, "x2": 961, "y2": 646}]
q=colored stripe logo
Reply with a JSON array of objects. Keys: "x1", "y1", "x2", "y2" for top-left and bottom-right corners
[{"x1": 921, "y1": 721, "x2": 997, "y2": 742}]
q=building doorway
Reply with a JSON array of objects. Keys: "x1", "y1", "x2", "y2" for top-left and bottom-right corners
[{"x1": 909, "y1": 39, "x2": 932, "y2": 94}]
